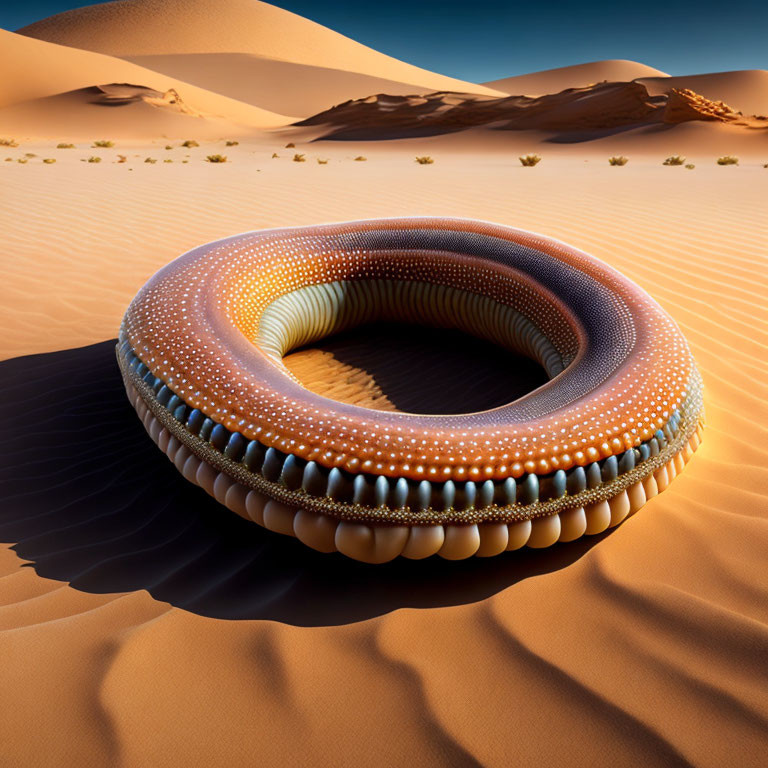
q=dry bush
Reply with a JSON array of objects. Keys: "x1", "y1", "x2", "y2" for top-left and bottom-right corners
[
  {"x1": 317, "y1": 158, "x2": 328, "y2": 164},
  {"x1": 717, "y1": 155, "x2": 738, "y2": 165},
  {"x1": 57, "y1": 143, "x2": 75, "y2": 149},
  {"x1": 17, "y1": 158, "x2": 28, "y2": 164},
  {"x1": 92, "y1": 140, "x2": 114, "y2": 148},
  {"x1": 685, "y1": 164, "x2": 695, "y2": 170},
  {"x1": 225, "y1": 140, "x2": 239, "y2": 146},
  {"x1": 4, "y1": 157, "x2": 12, "y2": 162},
  {"x1": 285, "y1": 142, "x2": 295, "y2": 148},
  {"x1": 519, "y1": 154, "x2": 541, "y2": 166},
  {"x1": 271, "y1": 152, "x2": 279, "y2": 158},
  {"x1": 663, "y1": 155, "x2": 686, "y2": 166},
  {"x1": 293, "y1": 153, "x2": 306, "y2": 162},
  {"x1": 117, "y1": 155, "x2": 127, "y2": 163},
  {"x1": 415, "y1": 156, "x2": 434, "y2": 164},
  {"x1": 87, "y1": 156, "x2": 102, "y2": 163},
  {"x1": 43, "y1": 158, "x2": 56, "y2": 164},
  {"x1": 145, "y1": 157, "x2": 157, "y2": 164},
  {"x1": 608, "y1": 156, "x2": 628, "y2": 166},
  {"x1": 165, "y1": 145, "x2": 173, "y2": 150},
  {"x1": 164, "y1": 158, "x2": 173, "y2": 163},
  {"x1": 205, "y1": 154, "x2": 227, "y2": 163},
  {"x1": 354, "y1": 155, "x2": 367, "y2": 162},
  {"x1": 25, "y1": 153, "x2": 37, "y2": 158},
  {"x1": 181, "y1": 140, "x2": 199, "y2": 148},
  {"x1": 0, "y1": 138, "x2": 19, "y2": 147}
]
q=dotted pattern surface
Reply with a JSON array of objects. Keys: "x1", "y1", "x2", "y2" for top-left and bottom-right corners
[{"x1": 122, "y1": 218, "x2": 696, "y2": 482}]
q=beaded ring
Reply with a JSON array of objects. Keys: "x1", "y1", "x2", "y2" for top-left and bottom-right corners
[{"x1": 118, "y1": 218, "x2": 704, "y2": 562}]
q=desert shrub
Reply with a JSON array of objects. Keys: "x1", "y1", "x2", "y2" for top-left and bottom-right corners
[
  {"x1": 87, "y1": 156, "x2": 102, "y2": 163},
  {"x1": 271, "y1": 152, "x2": 279, "y2": 158},
  {"x1": 165, "y1": 145, "x2": 173, "y2": 150},
  {"x1": 57, "y1": 143, "x2": 75, "y2": 149},
  {"x1": 415, "y1": 156, "x2": 434, "y2": 164},
  {"x1": 145, "y1": 157, "x2": 157, "y2": 164},
  {"x1": 92, "y1": 140, "x2": 114, "y2": 148},
  {"x1": 4, "y1": 157, "x2": 12, "y2": 162},
  {"x1": 225, "y1": 140, "x2": 239, "y2": 146},
  {"x1": 181, "y1": 140, "x2": 199, "y2": 148},
  {"x1": 205, "y1": 154, "x2": 227, "y2": 163},
  {"x1": 25, "y1": 153, "x2": 37, "y2": 158},
  {"x1": 43, "y1": 158, "x2": 56, "y2": 164},
  {"x1": 685, "y1": 164, "x2": 695, "y2": 170},
  {"x1": 608, "y1": 156, "x2": 628, "y2": 166},
  {"x1": 0, "y1": 138, "x2": 18, "y2": 147},
  {"x1": 164, "y1": 158, "x2": 173, "y2": 163},
  {"x1": 285, "y1": 142, "x2": 295, "y2": 148},
  {"x1": 519, "y1": 154, "x2": 541, "y2": 166},
  {"x1": 293, "y1": 153, "x2": 305, "y2": 162},
  {"x1": 117, "y1": 155, "x2": 127, "y2": 163},
  {"x1": 17, "y1": 158, "x2": 28, "y2": 164},
  {"x1": 717, "y1": 155, "x2": 738, "y2": 165},
  {"x1": 182, "y1": 160, "x2": 189, "y2": 163},
  {"x1": 354, "y1": 155, "x2": 367, "y2": 161},
  {"x1": 317, "y1": 158, "x2": 328, "y2": 164},
  {"x1": 663, "y1": 155, "x2": 686, "y2": 166}
]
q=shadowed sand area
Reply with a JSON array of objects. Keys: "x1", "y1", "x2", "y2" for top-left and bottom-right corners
[{"x1": 1, "y1": 151, "x2": 767, "y2": 766}]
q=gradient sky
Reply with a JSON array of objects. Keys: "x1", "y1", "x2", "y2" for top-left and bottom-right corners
[{"x1": 3, "y1": 0, "x2": 767, "y2": 81}]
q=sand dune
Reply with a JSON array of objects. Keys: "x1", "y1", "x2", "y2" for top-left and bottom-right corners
[
  {"x1": 1, "y1": 148, "x2": 766, "y2": 765},
  {"x1": 484, "y1": 59, "x2": 668, "y2": 96},
  {"x1": 638, "y1": 69, "x2": 768, "y2": 118},
  {"x1": 125, "y1": 52, "x2": 479, "y2": 118},
  {"x1": 0, "y1": 29, "x2": 292, "y2": 137},
  {"x1": 295, "y1": 81, "x2": 767, "y2": 148},
  {"x1": 18, "y1": 0, "x2": 503, "y2": 98}
]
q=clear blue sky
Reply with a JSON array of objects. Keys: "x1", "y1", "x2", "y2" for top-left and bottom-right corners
[{"x1": 3, "y1": 0, "x2": 767, "y2": 81}]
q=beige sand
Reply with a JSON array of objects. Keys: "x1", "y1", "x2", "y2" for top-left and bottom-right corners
[
  {"x1": 485, "y1": 59, "x2": 668, "y2": 95},
  {"x1": 18, "y1": 0, "x2": 503, "y2": 97},
  {"x1": 0, "y1": 30, "x2": 293, "y2": 137},
  {"x1": 1, "y1": 136, "x2": 767, "y2": 765}
]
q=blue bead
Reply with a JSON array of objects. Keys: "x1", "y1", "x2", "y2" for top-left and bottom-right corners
[
  {"x1": 243, "y1": 440, "x2": 265, "y2": 472},
  {"x1": 566, "y1": 466, "x2": 587, "y2": 494},
  {"x1": 210, "y1": 423, "x2": 229, "y2": 451},
  {"x1": 223, "y1": 432, "x2": 246, "y2": 461}
]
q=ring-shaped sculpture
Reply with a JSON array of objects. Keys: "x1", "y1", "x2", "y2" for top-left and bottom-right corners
[{"x1": 118, "y1": 218, "x2": 704, "y2": 563}]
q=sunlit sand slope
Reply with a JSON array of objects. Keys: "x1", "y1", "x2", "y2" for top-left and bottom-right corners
[{"x1": 17, "y1": 0, "x2": 503, "y2": 97}]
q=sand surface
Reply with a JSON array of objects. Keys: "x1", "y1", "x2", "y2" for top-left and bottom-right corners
[{"x1": 1, "y1": 138, "x2": 767, "y2": 766}]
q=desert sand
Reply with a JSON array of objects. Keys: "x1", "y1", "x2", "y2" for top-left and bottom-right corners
[{"x1": 2, "y1": 1, "x2": 768, "y2": 765}]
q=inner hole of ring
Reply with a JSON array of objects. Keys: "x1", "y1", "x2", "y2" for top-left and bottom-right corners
[
  {"x1": 256, "y1": 279, "x2": 573, "y2": 415},
  {"x1": 283, "y1": 322, "x2": 550, "y2": 415}
]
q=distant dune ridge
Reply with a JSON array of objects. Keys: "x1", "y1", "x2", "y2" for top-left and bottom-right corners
[
  {"x1": 296, "y1": 81, "x2": 764, "y2": 141},
  {"x1": 484, "y1": 59, "x2": 669, "y2": 96}
]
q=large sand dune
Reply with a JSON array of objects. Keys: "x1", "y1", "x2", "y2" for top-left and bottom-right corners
[
  {"x1": 0, "y1": 146, "x2": 766, "y2": 766},
  {"x1": 125, "y1": 52, "x2": 468, "y2": 117},
  {"x1": 18, "y1": 0, "x2": 503, "y2": 98},
  {"x1": 0, "y1": 30, "x2": 292, "y2": 137}
]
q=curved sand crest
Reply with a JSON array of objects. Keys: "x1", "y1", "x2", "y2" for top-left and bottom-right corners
[
  {"x1": 1, "y1": 156, "x2": 767, "y2": 765},
  {"x1": 17, "y1": 0, "x2": 504, "y2": 98},
  {"x1": 484, "y1": 59, "x2": 668, "y2": 96},
  {"x1": 125, "y1": 52, "x2": 486, "y2": 118},
  {"x1": 0, "y1": 29, "x2": 292, "y2": 133}
]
